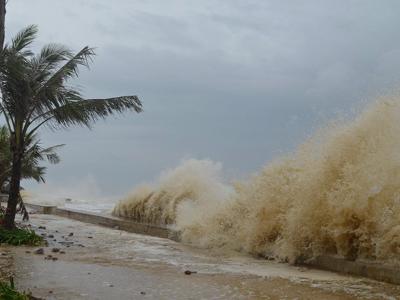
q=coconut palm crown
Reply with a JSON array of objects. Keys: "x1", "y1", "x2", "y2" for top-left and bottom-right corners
[{"x1": 0, "y1": 25, "x2": 142, "y2": 228}]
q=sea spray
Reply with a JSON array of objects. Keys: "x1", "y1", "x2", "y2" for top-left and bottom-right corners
[
  {"x1": 113, "y1": 159, "x2": 233, "y2": 225},
  {"x1": 114, "y1": 97, "x2": 400, "y2": 264},
  {"x1": 25, "y1": 176, "x2": 117, "y2": 213}
]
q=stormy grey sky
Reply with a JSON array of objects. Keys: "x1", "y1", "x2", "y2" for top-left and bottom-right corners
[{"x1": 6, "y1": 1, "x2": 400, "y2": 198}]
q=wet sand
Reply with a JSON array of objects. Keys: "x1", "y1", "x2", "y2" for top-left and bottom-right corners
[{"x1": 1, "y1": 214, "x2": 400, "y2": 299}]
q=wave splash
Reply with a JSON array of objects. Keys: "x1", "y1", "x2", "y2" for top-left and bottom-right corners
[
  {"x1": 114, "y1": 98, "x2": 400, "y2": 264},
  {"x1": 113, "y1": 159, "x2": 233, "y2": 226}
]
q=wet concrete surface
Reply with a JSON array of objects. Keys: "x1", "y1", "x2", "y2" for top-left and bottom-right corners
[{"x1": 1, "y1": 214, "x2": 400, "y2": 299}]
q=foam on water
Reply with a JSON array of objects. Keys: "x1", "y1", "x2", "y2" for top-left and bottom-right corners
[
  {"x1": 114, "y1": 97, "x2": 400, "y2": 263},
  {"x1": 24, "y1": 176, "x2": 118, "y2": 214}
]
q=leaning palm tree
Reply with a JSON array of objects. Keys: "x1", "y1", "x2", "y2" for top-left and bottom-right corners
[
  {"x1": 0, "y1": 25, "x2": 142, "y2": 229},
  {"x1": 0, "y1": 125, "x2": 64, "y2": 220},
  {"x1": 0, "y1": 124, "x2": 64, "y2": 188}
]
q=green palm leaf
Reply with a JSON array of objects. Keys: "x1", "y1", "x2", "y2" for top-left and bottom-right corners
[{"x1": 9, "y1": 24, "x2": 37, "y2": 55}]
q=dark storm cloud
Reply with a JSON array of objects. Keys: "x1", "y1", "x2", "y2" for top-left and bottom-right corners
[{"x1": 5, "y1": 0, "x2": 400, "y2": 196}]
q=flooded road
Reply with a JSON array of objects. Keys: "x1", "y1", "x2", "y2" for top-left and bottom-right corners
[{"x1": 1, "y1": 214, "x2": 400, "y2": 299}]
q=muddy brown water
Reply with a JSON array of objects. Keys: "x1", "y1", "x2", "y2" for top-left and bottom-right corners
[{"x1": 1, "y1": 214, "x2": 400, "y2": 300}]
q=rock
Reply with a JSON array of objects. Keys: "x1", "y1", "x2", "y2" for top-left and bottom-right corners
[
  {"x1": 44, "y1": 255, "x2": 58, "y2": 261},
  {"x1": 48, "y1": 234, "x2": 54, "y2": 238},
  {"x1": 51, "y1": 248, "x2": 60, "y2": 253},
  {"x1": 59, "y1": 241, "x2": 73, "y2": 245},
  {"x1": 184, "y1": 270, "x2": 197, "y2": 275},
  {"x1": 68, "y1": 232, "x2": 74, "y2": 237},
  {"x1": 38, "y1": 226, "x2": 46, "y2": 230},
  {"x1": 87, "y1": 236, "x2": 93, "y2": 239},
  {"x1": 34, "y1": 248, "x2": 44, "y2": 255},
  {"x1": 140, "y1": 291, "x2": 146, "y2": 295},
  {"x1": 60, "y1": 251, "x2": 66, "y2": 254}
]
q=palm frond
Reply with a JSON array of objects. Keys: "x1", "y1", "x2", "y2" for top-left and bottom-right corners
[
  {"x1": 21, "y1": 164, "x2": 46, "y2": 182},
  {"x1": 81, "y1": 95, "x2": 143, "y2": 115},
  {"x1": 10, "y1": 25, "x2": 38, "y2": 55},
  {"x1": 27, "y1": 46, "x2": 95, "y2": 118},
  {"x1": 38, "y1": 46, "x2": 95, "y2": 91},
  {"x1": 32, "y1": 95, "x2": 142, "y2": 131},
  {"x1": 30, "y1": 44, "x2": 73, "y2": 81},
  {"x1": 40, "y1": 144, "x2": 65, "y2": 164}
]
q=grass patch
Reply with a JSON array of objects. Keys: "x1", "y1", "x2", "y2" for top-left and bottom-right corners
[
  {"x1": 0, "y1": 280, "x2": 29, "y2": 300},
  {"x1": 0, "y1": 227, "x2": 42, "y2": 246}
]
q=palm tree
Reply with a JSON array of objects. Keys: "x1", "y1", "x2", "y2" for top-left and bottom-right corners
[
  {"x1": 0, "y1": 125, "x2": 64, "y2": 220},
  {"x1": 0, "y1": 124, "x2": 64, "y2": 188},
  {"x1": 0, "y1": 25, "x2": 142, "y2": 228}
]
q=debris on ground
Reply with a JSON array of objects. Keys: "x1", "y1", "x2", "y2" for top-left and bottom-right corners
[{"x1": 34, "y1": 248, "x2": 44, "y2": 255}]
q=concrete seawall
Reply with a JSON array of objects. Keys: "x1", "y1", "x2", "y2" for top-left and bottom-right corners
[
  {"x1": 55, "y1": 207, "x2": 179, "y2": 241},
  {"x1": 303, "y1": 255, "x2": 400, "y2": 285},
  {"x1": 21, "y1": 202, "x2": 400, "y2": 285},
  {"x1": 22, "y1": 202, "x2": 179, "y2": 241}
]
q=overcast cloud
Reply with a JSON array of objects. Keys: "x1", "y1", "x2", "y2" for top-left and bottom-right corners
[{"x1": 5, "y1": 0, "x2": 400, "y2": 198}]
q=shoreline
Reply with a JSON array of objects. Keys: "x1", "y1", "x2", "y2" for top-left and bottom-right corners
[
  {"x1": 2, "y1": 213, "x2": 400, "y2": 299},
  {"x1": 21, "y1": 202, "x2": 400, "y2": 286}
]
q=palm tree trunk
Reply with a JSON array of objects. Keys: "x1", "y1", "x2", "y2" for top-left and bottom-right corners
[
  {"x1": 0, "y1": 0, "x2": 5, "y2": 49},
  {"x1": 3, "y1": 148, "x2": 22, "y2": 229}
]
